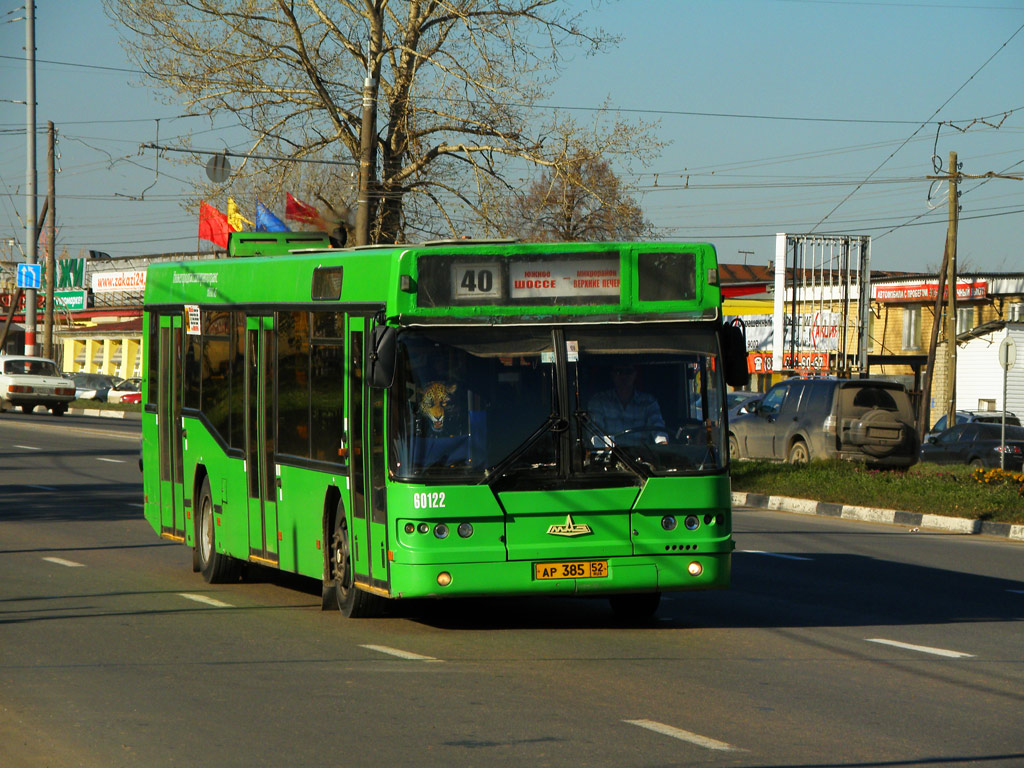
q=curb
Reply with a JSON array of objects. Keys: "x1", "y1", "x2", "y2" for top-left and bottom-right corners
[
  {"x1": 732, "y1": 491, "x2": 1024, "y2": 542},
  {"x1": 67, "y1": 408, "x2": 141, "y2": 420}
]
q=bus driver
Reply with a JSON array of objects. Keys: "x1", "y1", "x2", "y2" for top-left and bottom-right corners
[{"x1": 587, "y1": 365, "x2": 668, "y2": 447}]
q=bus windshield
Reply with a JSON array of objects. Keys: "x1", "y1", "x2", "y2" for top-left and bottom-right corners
[{"x1": 389, "y1": 324, "x2": 726, "y2": 483}]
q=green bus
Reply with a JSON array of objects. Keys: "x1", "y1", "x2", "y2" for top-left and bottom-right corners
[{"x1": 141, "y1": 234, "x2": 748, "y2": 619}]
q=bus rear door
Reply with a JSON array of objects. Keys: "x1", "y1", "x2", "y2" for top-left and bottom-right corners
[
  {"x1": 245, "y1": 315, "x2": 279, "y2": 565},
  {"x1": 156, "y1": 313, "x2": 186, "y2": 541}
]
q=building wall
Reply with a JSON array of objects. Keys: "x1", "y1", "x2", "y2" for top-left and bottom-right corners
[{"x1": 958, "y1": 328, "x2": 1007, "y2": 412}]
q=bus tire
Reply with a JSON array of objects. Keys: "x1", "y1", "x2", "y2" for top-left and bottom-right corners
[
  {"x1": 609, "y1": 592, "x2": 661, "y2": 622},
  {"x1": 196, "y1": 476, "x2": 238, "y2": 584},
  {"x1": 330, "y1": 504, "x2": 379, "y2": 619}
]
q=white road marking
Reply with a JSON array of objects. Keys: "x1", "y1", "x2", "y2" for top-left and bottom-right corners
[
  {"x1": 14, "y1": 444, "x2": 41, "y2": 450},
  {"x1": 27, "y1": 485, "x2": 58, "y2": 491},
  {"x1": 360, "y1": 644, "x2": 441, "y2": 662},
  {"x1": 738, "y1": 549, "x2": 813, "y2": 561},
  {"x1": 179, "y1": 593, "x2": 233, "y2": 608},
  {"x1": 97, "y1": 457, "x2": 125, "y2": 464},
  {"x1": 1007, "y1": 589, "x2": 1024, "y2": 595},
  {"x1": 42, "y1": 557, "x2": 85, "y2": 568},
  {"x1": 624, "y1": 720, "x2": 742, "y2": 752},
  {"x1": 866, "y1": 638, "x2": 974, "y2": 658}
]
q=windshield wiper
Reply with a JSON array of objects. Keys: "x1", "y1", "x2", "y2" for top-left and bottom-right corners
[
  {"x1": 575, "y1": 410, "x2": 650, "y2": 480},
  {"x1": 482, "y1": 413, "x2": 564, "y2": 485}
]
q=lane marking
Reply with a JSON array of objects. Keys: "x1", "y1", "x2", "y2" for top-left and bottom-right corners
[
  {"x1": 866, "y1": 638, "x2": 974, "y2": 658},
  {"x1": 179, "y1": 593, "x2": 233, "y2": 608},
  {"x1": 43, "y1": 557, "x2": 85, "y2": 568},
  {"x1": 14, "y1": 444, "x2": 41, "y2": 450},
  {"x1": 738, "y1": 549, "x2": 813, "y2": 561},
  {"x1": 359, "y1": 644, "x2": 441, "y2": 662},
  {"x1": 97, "y1": 457, "x2": 125, "y2": 464},
  {"x1": 1008, "y1": 589, "x2": 1024, "y2": 595},
  {"x1": 624, "y1": 720, "x2": 742, "y2": 752},
  {"x1": 27, "y1": 484, "x2": 58, "y2": 491}
]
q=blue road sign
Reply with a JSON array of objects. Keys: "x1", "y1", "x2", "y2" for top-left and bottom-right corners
[{"x1": 16, "y1": 263, "x2": 42, "y2": 289}]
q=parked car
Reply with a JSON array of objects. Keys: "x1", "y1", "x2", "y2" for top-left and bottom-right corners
[
  {"x1": 926, "y1": 409, "x2": 1020, "y2": 440},
  {"x1": 69, "y1": 372, "x2": 122, "y2": 402},
  {"x1": 0, "y1": 355, "x2": 77, "y2": 415},
  {"x1": 920, "y1": 422, "x2": 1024, "y2": 470},
  {"x1": 107, "y1": 377, "x2": 141, "y2": 404},
  {"x1": 726, "y1": 390, "x2": 759, "y2": 412},
  {"x1": 728, "y1": 376, "x2": 918, "y2": 467},
  {"x1": 120, "y1": 391, "x2": 142, "y2": 405}
]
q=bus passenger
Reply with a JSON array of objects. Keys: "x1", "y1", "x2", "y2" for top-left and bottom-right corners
[{"x1": 587, "y1": 365, "x2": 668, "y2": 446}]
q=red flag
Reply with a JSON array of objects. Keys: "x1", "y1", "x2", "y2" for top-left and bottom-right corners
[
  {"x1": 199, "y1": 201, "x2": 235, "y2": 249},
  {"x1": 285, "y1": 192, "x2": 325, "y2": 227}
]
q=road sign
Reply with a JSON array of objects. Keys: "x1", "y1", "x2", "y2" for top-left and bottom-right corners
[
  {"x1": 16, "y1": 263, "x2": 42, "y2": 289},
  {"x1": 999, "y1": 336, "x2": 1016, "y2": 371}
]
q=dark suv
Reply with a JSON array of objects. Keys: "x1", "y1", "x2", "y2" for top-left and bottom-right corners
[{"x1": 729, "y1": 377, "x2": 918, "y2": 467}]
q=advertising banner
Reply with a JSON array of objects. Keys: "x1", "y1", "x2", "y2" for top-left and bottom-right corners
[
  {"x1": 91, "y1": 270, "x2": 147, "y2": 293},
  {"x1": 729, "y1": 310, "x2": 841, "y2": 352},
  {"x1": 873, "y1": 280, "x2": 987, "y2": 303}
]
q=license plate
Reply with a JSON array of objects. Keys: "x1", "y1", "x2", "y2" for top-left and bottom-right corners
[{"x1": 535, "y1": 560, "x2": 608, "y2": 580}]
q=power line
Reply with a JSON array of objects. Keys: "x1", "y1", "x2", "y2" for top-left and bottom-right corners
[
  {"x1": 0, "y1": 53, "x2": 1020, "y2": 128},
  {"x1": 809, "y1": 21, "x2": 1024, "y2": 233}
]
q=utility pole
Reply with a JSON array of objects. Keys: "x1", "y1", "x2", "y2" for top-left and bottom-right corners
[
  {"x1": 942, "y1": 151, "x2": 959, "y2": 429},
  {"x1": 44, "y1": 121, "x2": 55, "y2": 360},
  {"x1": 354, "y1": 66, "x2": 378, "y2": 246},
  {"x1": 24, "y1": 0, "x2": 37, "y2": 355}
]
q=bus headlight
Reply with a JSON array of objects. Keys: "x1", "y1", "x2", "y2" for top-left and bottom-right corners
[
  {"x1": 661, "y1": 515, "x2": 677, "y2": 531},
  {"x1": 687, "y1": 561, "x2": 703, "y2": 577},
  {"x1": 437, "y1": 571, "x2": 452, "y2": 587},
  {"x1": 457, "y1": 522, "x2": 474, "y2": 538},
  {"x1": 684, "y1": 515, "x2": 700, "y2": 531},
  {"x1": 433, "y1": 523, "x2": 449, "y2": 539}
]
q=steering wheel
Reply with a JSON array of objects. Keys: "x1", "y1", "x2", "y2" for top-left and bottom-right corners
[
  {"x1": 674, "y1": 418, "x2": 705, "y2": 444},
  {"x1": 611, "y1": 427, "x2": 669, "y2": 445}
]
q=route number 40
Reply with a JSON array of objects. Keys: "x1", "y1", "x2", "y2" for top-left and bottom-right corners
[{"x1": 453, "y1": 264, "x2": 501, "y2": 299}]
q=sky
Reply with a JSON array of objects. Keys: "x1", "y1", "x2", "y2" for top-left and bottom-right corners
[{"x1": 0, "y1": 0, "x2": 1022, "y2": 275}]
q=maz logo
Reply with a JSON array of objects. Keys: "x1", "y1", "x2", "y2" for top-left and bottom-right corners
[{"x1": 546, "y1": 515, "x2": 593, "y2": 537}]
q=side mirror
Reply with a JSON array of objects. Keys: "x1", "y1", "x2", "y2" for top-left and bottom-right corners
[
  {"x1": 741, "y1": 400, "x2": 760, "y2": 415},
  {"x1": 925, "y1": 434, "x2": 938, "y2": 444},
  {"x1": 367, "y1": 326, "x2": 397, "y2": 388},
  {"x1": 719, "y1": 319, "x2": 750, "y2": 389}
]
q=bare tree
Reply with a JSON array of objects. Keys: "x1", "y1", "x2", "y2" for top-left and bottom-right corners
[
  {"x1": 105, "y1": 0, "x2": 663, "y2": 243},
  {"x1": 501, "y1": 148, "x2": 653, "y2": 242}
]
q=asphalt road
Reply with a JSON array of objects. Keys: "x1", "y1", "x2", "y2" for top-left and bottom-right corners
[{"x1": 2, "y1": 414, "x2": 1022, "y2": 768}]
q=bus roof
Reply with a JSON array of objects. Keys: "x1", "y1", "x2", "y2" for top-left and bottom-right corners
[{"x1": 144, "y1": 238, "x2": 721, "y2": 323}]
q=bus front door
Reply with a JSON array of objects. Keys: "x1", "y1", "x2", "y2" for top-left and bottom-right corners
[
  {"x1": 347, "y1": 316, "x2": 390, "y2": 594},
  {"x1": 245, "y1": 315, "x2": 279, "y2": 565},
  {"x1": 156, "y1": 313, "x2": 186, "y2": 541}
]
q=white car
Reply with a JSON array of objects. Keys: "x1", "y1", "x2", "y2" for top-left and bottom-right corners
[
  {"x1": 0, "y1": 355, "x2": 77, "y2": 415},
  {"x1": 107, "y1": 377, "x2": 141, "y2": 404}
]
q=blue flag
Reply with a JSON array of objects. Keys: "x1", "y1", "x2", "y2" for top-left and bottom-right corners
[{"x1": 256, "y1": 202, "x2": 290, "y2": 232}]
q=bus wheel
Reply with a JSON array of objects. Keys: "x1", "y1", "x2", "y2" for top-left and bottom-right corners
[
  {"x1": 196, "y1": 476, "x2": 238, "y2": 584},
  {"x1": 609, "y1": 592, "x2": 661, "y2": 622},
  {"x1": 330, "y1": 508, "x2": 379, "y2": 618}
]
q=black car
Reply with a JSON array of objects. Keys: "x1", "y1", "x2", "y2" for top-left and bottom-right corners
[{"x1": 919, "y1": 422, "x2": 1024, "y2": 470}]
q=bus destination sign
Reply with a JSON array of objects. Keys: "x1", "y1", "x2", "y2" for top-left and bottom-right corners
[{"x1": 509, "y1": 259, "x2": 620, "y2": 300}]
